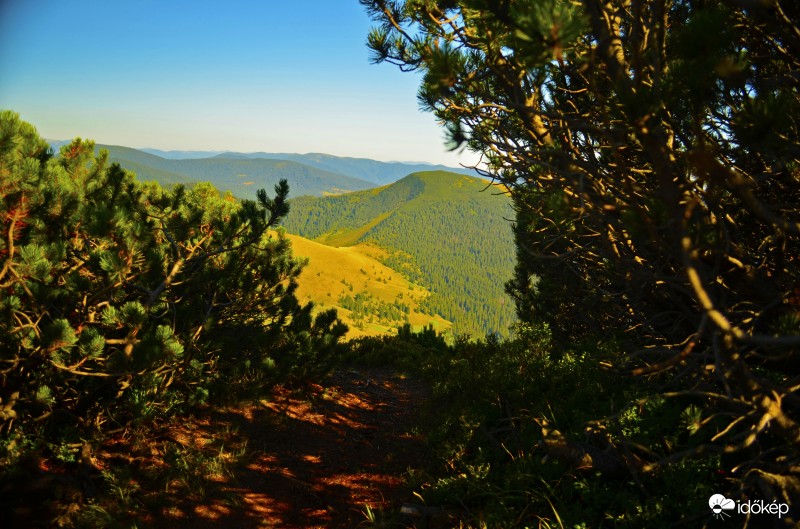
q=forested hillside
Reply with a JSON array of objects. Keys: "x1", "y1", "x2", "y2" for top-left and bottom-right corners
[{"x1": 282, "y1": 171, "x2": 516, "y2": 338}]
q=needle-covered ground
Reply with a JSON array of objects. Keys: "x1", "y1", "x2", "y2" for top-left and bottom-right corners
[{"x1": 11, "y1": 368, "x2": 432, "y2": 528}]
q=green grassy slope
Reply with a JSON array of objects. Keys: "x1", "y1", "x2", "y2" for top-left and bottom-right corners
[{"x1": 282, "y1": 171, "x2": 517, "y2": 337}]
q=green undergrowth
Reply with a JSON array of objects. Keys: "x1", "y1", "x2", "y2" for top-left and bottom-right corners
[
  {"x1": 348, "y1": 325, "x2": 727, "y2": 528},
  {"x1": 76, "y1": 420, "x2": 248, "y2": 529}
]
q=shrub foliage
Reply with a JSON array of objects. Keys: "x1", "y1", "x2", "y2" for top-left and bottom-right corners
[{"x1": 0, "y1": 111, "x2": 346, "y2": 462}]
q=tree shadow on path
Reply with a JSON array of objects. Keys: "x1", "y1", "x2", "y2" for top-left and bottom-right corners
[{"x1": 145, "y1": 367, "x2": 430, "y2": 529}]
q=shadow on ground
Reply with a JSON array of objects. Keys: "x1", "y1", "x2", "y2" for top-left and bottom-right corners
[{"x1": 138, "y1": 368, "x2": 430, "y2": 529}]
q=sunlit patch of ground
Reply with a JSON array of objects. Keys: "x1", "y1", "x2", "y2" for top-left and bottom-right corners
[{"x1": 79, "y1": 368, "x2": 432, "y2": 529}]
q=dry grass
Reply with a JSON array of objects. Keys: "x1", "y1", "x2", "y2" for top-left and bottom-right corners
[{"x1": 285, "y1": 233, "x2": 451, "y2": 339}]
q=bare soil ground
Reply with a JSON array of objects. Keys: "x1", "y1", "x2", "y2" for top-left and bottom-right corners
[{"x1": 104, "y1": 367, "x2": 432, "y2": 529}]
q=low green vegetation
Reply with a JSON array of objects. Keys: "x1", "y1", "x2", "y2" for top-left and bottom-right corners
[
  {"x1": 339, "y1": 290, "x2": 409, "y2": 327},
  {"x1": 348, "y1": 326, "x2": 728, "y2": 528}
]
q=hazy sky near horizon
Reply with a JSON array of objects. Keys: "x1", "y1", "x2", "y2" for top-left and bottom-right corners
[{"x1": 0, "y1": 0, "x2": 478, "y2": 166}]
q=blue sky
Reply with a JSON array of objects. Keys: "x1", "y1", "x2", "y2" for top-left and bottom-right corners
[{"x1": 0, "y1": 0, "x2": 477, "y2": 166}]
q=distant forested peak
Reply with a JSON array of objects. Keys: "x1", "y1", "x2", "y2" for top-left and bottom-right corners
[
  {"x1": 395, "y1": 170, "x2": 500, "y2": 195},
  {"x1": 282, "y1": 169, "x2": 515, "y2": 337}
]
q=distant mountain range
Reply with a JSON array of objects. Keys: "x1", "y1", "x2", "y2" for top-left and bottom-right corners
[
  {"x1": 282, "y1": 171, "x2": 517, "y2": 337},
  {"x1": 46, "y1": 140, "x2": 514, "y2": 337},
  {"x1": 93, "y1": 144, "x2": 376, "y2": 198},
  {"x1": 206, "y1": 151, "x2": 479, "y2": 185},
  {"x1": 48, "y1": 140, "x2": 479, "y2": 197}
]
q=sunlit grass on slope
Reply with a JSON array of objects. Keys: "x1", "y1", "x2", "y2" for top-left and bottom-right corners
[
  {"x1": 282, "y1": 171, "x2": 516, "y2": 337},
  {"x1": 285, "y1": 233, "x2": 452, "y2": 339}
]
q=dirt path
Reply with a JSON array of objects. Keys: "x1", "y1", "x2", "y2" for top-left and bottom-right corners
[{"x1": 141, "y1": 367, "x2": 430, "y2": 528}]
